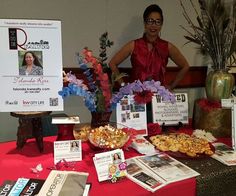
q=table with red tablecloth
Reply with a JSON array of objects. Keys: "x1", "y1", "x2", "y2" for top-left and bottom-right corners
[{"x1": 0, "y1": 136, "x2": 196, "y2": 196}]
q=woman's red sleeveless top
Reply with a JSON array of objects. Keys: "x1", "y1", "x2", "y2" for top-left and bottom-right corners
[{"x1": 130, "y1": 36, "x2": 169, "y2": 84}]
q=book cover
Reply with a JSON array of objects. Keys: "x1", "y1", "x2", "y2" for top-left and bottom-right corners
[
  {"x1": 0, "y1": 180, "x2": 16, "y2": 195},
  {"x1": 8, "y1": 178, "x2": 29, "y2": 196},
  {"x1": 19, "y1": 179, "x2": 45, "y2": 196},
  {"x1": 37, "y1": 170, "x2": 88, "y2": 196}
]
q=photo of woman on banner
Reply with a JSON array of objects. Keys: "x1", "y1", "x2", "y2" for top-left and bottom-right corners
[{"x1": 19, "y1": 51, "x2": 43, "y2": 75}]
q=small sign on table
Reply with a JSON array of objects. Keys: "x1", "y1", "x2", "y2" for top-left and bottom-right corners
[{"x1": 152, "y1": 93, "x2": 188, "y2": 125}]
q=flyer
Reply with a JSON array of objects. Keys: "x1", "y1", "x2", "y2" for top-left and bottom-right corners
[
  {"x1": 93, "y1": 149, "x2": 126, "y2": 182},
  {"x1": 0, "y1": 19, "x2": 63, "y2": 111},
  {"x1": 54, "y1": 140, "x2": 82, "y2": 164},
  {"x1": 116, "y1": 95, "x2": 147, "y2": 135}
]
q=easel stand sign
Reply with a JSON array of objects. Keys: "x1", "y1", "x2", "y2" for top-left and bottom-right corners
[{"x1": 152, "y1": 93, "x2": 188, "y2": 126}]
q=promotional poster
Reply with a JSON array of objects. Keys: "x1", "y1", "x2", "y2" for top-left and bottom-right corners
[{"x1": 0, "y1": 19, "x2": 63, "y2": 111}]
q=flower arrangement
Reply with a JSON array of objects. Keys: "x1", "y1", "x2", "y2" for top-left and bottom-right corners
[
  {"x1": 111, "y1": 80, "x2": 175, "y2": 109},
  {"x1": 59, "y1": 33, "x2": 175, "y2": 113},
  {"x1": 180, "y1": 0, "x2": 236, "y2": 70}
]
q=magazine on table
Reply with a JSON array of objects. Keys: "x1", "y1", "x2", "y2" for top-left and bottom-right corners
[
  {"x1": 211, "y1": 142, "x2": 236, "y2": 166},
  {"x1": 37, "y1": 170, "x2": 89, "y2": 196},
  {"x1": 126, "y1": 153, "x2": 199, "y2": 192}
]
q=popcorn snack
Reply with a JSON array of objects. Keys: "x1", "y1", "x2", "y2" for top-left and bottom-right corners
[
  {"x1": 88, "y1": 124, "x2": 129, "y2": 149},
  {"x1": 73, "y1": 123, "x2": 91, "y2": 141},
  {"x1": 150, "y1": 133, "x2": 214, "y2": 158}
]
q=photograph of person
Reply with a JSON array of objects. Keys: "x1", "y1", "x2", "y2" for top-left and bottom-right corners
[
  {"x1": 70, "y1": 141, "x2": 80, "y2": 152},
  {"x1": 113, "y1": 153, "x2": 122, "y2": 164},
  {"x1": 19, "y1": 51, "x2": 43, "y2": 75}
]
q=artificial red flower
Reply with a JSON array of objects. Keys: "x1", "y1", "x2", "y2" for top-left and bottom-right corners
[
  {"x1": 198, "y1": 98, "x2": 221, "y2": 112},
  {"x1": 134, "y1": 90, "x2": 154, "y2": 104},
  {"x1": 147, "y1": 123, "x2": 162, "y2": 136}
]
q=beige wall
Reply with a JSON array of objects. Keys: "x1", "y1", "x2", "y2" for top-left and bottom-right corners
[{"x1": 0, "y1": 0, "x2": 205, "y2": 142}]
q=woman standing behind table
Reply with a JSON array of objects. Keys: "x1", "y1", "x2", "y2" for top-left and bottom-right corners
[
  {"x1": 19, "y1": 51, "x2": 43, "y2": 76},
  {"x1": 109, "y1": 4, "x2": 189, "y2": 90}
]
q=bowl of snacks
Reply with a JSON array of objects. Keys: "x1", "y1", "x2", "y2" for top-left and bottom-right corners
[
  {"x1": 88, "y1": 122, "x2": 131, "y2": 149},
  {"x1": 73, "y1": 123, "x2": 92, "y2": 142}
]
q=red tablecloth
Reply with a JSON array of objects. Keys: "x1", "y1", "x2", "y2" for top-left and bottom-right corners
[{"x1": 0, "y1": 136, "x2": 196, "y2": 196}]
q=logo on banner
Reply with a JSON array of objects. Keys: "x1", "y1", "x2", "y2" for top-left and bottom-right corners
[
  {"x1": 22, "y1": 100, "x2": 45, "y2": 106},
  {"x1": 5, "y1": 100, "x2": 18, "y2": 105},
  {"x1": 8, "y1": 28, "x2": 50, "y2": 50}
]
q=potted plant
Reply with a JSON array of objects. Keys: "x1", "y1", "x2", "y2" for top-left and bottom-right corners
[{"x1": 180, "y1": 0, "x2": 236, "y2": 102}]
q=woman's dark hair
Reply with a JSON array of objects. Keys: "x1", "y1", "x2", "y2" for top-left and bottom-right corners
[
  {"x1": 113, "y1": 153, "x2": 121, "y2": 160},
  {"x1": 143, "y1": 4, "x2": 163, "y2": 22},
  {"x1": 72, "y1": 141, "x2": 79, "y2": 147},
  {"x1": 22, "y1": 51, "x2": 43, "y2": 68}
]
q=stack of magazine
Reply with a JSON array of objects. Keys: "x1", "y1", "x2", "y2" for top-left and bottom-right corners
[
  {"x1": 126, "y1": 153, "x2": 200, "y2": 192},
  {"x1": 0, "y1": 178, "x2": 45, "y2": 195},
  {"x1": 0, "y1": 170, "x2": 90, "y2": 196}
]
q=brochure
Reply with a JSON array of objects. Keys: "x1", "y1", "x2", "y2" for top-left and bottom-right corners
[
  {"x1": 37, "y1": 170, "x2": 88, "y2": 196},
  {"x1": 126, "y1": 153, "x2": 199, "y2": 192},
  {"x1": 212, "y1": 142, "x2": 236, "y2": 166},
  {"x1": 54, "y1": 140, "x2": 82, "y2": 164},
  {"x1": 93, "y1": 149, "x2": 126, "y2": 182}
]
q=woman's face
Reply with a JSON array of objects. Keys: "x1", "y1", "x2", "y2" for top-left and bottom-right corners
[
  {"x1": 144, "y1": 12, "x2": 163, "y2": 38},
  {"x1": 25, "y1": 53, "x2": 35, "y2": 66},
  {"x1": 114, "y1": 154, "x2": 119, "y2": 160}
]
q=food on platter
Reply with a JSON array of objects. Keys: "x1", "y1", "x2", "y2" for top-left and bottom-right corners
[
  {"x1": 150, "y1": 133, "x2": 214, "y2": 158},
  {"x1": 73, "y1": 123, "x2": 91, "y2": 141},
  {"x1": 88, "y1": 124, "x2": 130, "y2": 149}
]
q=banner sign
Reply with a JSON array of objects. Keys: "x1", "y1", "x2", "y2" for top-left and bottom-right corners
[
  {"x1": 152, "y1": 93, "x2": 188, "y2": 125},
  {"x1": 0, "y1": 19, "x2": 63, "y2": 111}
]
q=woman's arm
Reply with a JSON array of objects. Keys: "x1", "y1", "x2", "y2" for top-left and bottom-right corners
[
  {"x1": 109, "y1": 41, "x2": 134, "y2": 76},
  {"x1": 168, "y1": 42, "x2": 189, "y2": 90}
]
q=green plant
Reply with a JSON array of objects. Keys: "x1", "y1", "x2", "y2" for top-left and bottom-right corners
[{"x1": 180, "y1": 0, "x2": 236, "y2": 70}]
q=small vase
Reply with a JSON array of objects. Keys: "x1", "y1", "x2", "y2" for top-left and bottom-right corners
[
  {"x1": 90, "y1": 111, "x2": 112, "y2": 128},
  {"x1": 205, "y1": 70, "x2": 235, "y2": 102}
]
